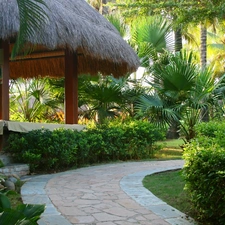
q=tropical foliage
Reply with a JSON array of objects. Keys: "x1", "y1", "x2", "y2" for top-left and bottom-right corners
[
  {"x1": 130, "y1": 16, "x2": 174, "y2": 68},
  {"x1": 10, "y1": 78, "x2": 62, "y2": 122},
  {"x1": 9, "y1": 0, "x2": 225, "y2": 142},
  {"x1": 0, "y1": 191, "x2": 45, "y2": 225},
  {"x1": 136, "y1": 51, "x2": 225, "y2": 142}
]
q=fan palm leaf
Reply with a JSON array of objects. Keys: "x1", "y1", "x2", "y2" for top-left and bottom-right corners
[
  {"x1": 79, "y1": 75, "x2": 125, "y2": 123},
  {"x1": 10, "y1": 78, "x2": 60, "y2": 122},
  {"x1": 149, "y1": 51, "x2": 197, "y2": 102},
  {"x1": 136, "y1": 93, "x2": 179, "y2": 128},
  {"x1": 131, "y1": 15, "x2": 174, "y2": 66}
]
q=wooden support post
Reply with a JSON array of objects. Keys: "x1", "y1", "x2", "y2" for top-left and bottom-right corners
[
  {"x1": 0, "y1": 40, "x2": 10, "y2": 151},
  {"x1": 0, "y1": 40, "x2": 10, "y2": 121},
  {"x1": 65, "y1": 49, "x2": 78, "y2": 124},
  {"x1": 0, "y1": 80, "x2": 2, "y2": 150},
  {"x1": 0, "y1": 83, "x2": 2, "y2": 120}
]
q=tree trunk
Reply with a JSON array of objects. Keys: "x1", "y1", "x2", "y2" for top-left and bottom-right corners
[
  {"x1": 200, "y1": 24, "x2": 207, "y2": 68},
  {"x1": 166, "y1": 120, "x2": 180, "y2": 139},
  {"x1": 174, "y1": 28, "x2": 183, "y2": 52},
  {"x1": 200, "y1": 24, "x2": 209, "y2": 122},
  {"x1": 100, "y1": 0, "x2": 109, "y2": 15}
]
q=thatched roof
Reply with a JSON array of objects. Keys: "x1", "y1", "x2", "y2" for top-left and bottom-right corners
[{"x1": 0, "y1": 0, "x2": 140, "y2": 78}]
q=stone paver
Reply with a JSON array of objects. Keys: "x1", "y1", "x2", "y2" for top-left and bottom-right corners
[{"x1": 21, "y1": 160, "x2": 197, "y2": 225}]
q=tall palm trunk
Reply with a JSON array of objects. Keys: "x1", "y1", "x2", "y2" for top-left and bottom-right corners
[
  {"x1": 200, "y1": 24, "x2": 209, "y2": 122},
  {"x1": 200, "y1": 24, "x2": 207, "y2": 68},
  {"x1": 174, "y1": 28, "x2": 183, "y2": 52},
  {"x1": 166, "y1": 120, "x2": 180, "y2": 139}
]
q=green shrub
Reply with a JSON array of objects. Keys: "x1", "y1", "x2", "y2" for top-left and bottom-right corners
[
  {"x1": 86, "y1": 120, "x2": 165, "y2": 161},
  {"x1": 122, "y1": 120, "x2": 164, "y2": 159},
  {"x1": 6, "y1": 129, "x2": 79, "y2": 172},
  {"x1": 5, "y1": 120, "x2": 165, "y2": 173},
  {"x1": 195, "y1": 120, "x2": 225, "y2": 138},
  {"x1": 183, "y1": 135, "x2": 225, "y2": 224}
]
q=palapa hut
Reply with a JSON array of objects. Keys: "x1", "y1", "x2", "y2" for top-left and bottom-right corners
[{"x1": 0, "y1": 0, "x2": 140, "y2": 126}]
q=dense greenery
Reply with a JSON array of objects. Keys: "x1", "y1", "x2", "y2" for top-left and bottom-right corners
[
  {"x1": 195, "y1": 120, "x2": 225, "y2": 138},
  {"x1": 5, "y1": 120, "x2": 165, "y2": 173},
  {"x1": 0, "y1": 191, "x2": 45, "y2": 225},
  {"x1": 10, "y1": 78, "x2": 62, "y2": 123},
  {"x1": 136, "y1": 51, "x2": 225, "y2": 141},
  {"x1": 183, "y1": 121, "x2": 225, "y2": 224},
  {"x1": 113, "y1": 0, "x2": 225, "y2": 24}
]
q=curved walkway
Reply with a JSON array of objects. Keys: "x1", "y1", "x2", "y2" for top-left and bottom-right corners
[{"x1": 21, "y1": 160, "x2": 196, "y2": 225}]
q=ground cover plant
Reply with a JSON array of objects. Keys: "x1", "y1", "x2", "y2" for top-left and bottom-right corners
[
  {"x1": 0, "y1": 174, "x2": 44, "y2": 224},
  {"x1": 0, "y1": 191, "x2": 45, "y2": 225}
]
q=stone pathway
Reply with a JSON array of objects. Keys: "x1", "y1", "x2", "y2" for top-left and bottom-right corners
[{"x1": 21, "y1": 160, "x2": 196, "y2": 225}]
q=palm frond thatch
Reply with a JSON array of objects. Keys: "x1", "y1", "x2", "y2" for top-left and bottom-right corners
[{"x1": 0, "y1": 0, "x2": 140, "y2": 78}]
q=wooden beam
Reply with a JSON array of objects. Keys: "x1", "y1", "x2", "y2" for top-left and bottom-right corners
[
  {"x1": 65, "y1": 49, "x2": 78, "y2": 124},
  {"x1": 0, "y1": 40, "x2": 10, "y2": 121},
  {"x1": 11, "y1": 50, "x2": 65, "y2": 61}
]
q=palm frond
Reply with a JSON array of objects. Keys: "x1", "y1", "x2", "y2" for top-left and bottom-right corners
[
  {"x1": 135, "y1": 93, "x2": 179, "y2": 128},
  {"x1": 12, "y1": 0, "x2": 49, "y2": 57},
  {"x1": 152, "y1": 51, "x2": 197, "y2": 96},
  {"x1": 106, "y1": 14, "x2": 127, "y2": 38},
  {"x1": 130, "y1": 15, "x2": 174, "y2": 64}
]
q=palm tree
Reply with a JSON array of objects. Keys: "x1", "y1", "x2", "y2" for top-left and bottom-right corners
[
  {"x1": 136, "y1": 51, "x2": 225, "y2": 142},
  {"x1": 48, "y1": 74, "x2": 145, "y2": 123},
  {"x1": 207, "y1": 22, "x2": 225, "y2": 78},
  {"x1": 79, "y1": 75, "x2": 128, "y2": 124}
]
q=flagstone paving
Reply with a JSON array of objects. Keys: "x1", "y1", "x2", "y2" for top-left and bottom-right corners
[{"x1": 21, "y1": 160, "x2": 197, "y2": 225}]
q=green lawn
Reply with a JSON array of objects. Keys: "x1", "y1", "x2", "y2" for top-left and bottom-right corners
[
  {"x1": 154, "y1": 138, "x2": 184, "y2": 160},
  {"x1": 144, "y1": 140, "x2": 199, "y2": 221},
  {"x1": 143, "y1": 170, "x2": 194, "y2": 216}
]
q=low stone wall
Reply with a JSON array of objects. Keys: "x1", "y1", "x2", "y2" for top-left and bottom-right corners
[{"x1": 0, "y1": 164, "x2": 30, "y2": 176}]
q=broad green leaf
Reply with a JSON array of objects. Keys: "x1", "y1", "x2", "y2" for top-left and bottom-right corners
[{"x1": 0, "y1": 193, "x2": 11, "y2": 211}]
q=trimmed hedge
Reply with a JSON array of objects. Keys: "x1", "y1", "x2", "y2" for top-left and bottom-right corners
[
  {"x1": 183, "y1": 121, "x2": 225, "y2": 224},
  {"x1": 5, "y1": 120, "x2": 164, "y2": 172}
]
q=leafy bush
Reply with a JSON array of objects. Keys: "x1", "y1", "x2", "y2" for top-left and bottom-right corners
[
  {"x1": 6, "y1": 129, "x2": 79, "y2": 172},
  {"x1": 84, "y1": 120, "x2": 165, "y2": 161},
  {"x1": 6, "y1": 120, "x2": 165, "y2": 173},
  {"x1": 195, "y1": 120, "x2": 225, "y2": 138},
  {"x1": 183, "y1": 134, "x2": 225, "y2": 224}
]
